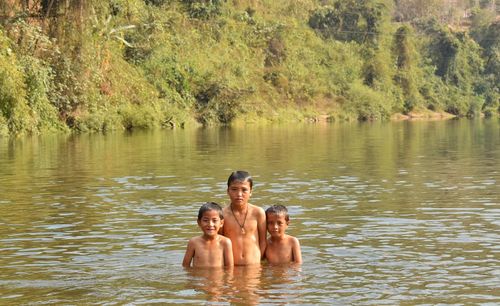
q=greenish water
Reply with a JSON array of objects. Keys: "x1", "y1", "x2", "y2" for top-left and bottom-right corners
[{"x1": 0, "y1": 120, "x2": 499, "y2": 304}]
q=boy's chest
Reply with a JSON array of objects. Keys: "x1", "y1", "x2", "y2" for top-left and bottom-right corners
[
  {"x1": 226, "y1": 215, "x2": 258, "y2": 234},
  {"x1": 266, "y1": 242, "x2": 292, "y2": 261}
]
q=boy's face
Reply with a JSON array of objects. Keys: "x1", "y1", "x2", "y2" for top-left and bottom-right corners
[
  {"x1": 266, "y1": 213, "x2": 289, "y2": 238},
  {"x1": 197, "y1": 210, "x2": 224, "y2": 238},
  {"x1": 227, "y1": 180, "x2": 252, "y2": 207}
]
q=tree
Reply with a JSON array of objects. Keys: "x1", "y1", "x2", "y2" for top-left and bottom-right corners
[
  {"x1": 393, "y1": 25, "x2": 423, "y2": 112},
  {"x1": 309, "y1": 0, "x2": 390, "y2": 45}
]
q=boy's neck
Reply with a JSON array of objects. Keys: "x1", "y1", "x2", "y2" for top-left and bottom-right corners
[
  {"x1": 202, "y1": 234, "x2": 218, "y2": 241},
  {"x1": 230, "y1": 202, "x2": 248, "y2": 211},
  {"x1": 270, "y1": 235, "x2": 286, "y2": 242}
]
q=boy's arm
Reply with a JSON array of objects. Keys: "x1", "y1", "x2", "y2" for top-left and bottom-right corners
[
  {"x1": 257, "y1": 207, "x2": 267, "y2": 258},
  {"x1": 182, "y1": 239, "x2": 195, "y2": 267},
  {"x1": 218, "y1": 207, "x2": 227, "y2": 235},
  {"x1": 292, "y1": 237, "x2": 302, "y2": 264},
  {"x1": 223, "y1": 238, "x2": 234, "y2": 266}
]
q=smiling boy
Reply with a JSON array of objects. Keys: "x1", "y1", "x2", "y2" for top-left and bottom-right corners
[{"x1": 182, "y1": 202, "x2": 234, "y2": 268}]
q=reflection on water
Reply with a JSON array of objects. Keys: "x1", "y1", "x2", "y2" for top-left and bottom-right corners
[
  {"x1": 0, "y1": 120, "x2": 499, "y2": 304},
  {"x1": 184, "y1": 265, "x2": 264, "y2": 304},
  {"x1": 183, "y1": 264, "x2": 305, "y2": 305}
]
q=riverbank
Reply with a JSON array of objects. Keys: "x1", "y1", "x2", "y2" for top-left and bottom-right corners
[
  {"x1": 390, "y1": 110, "x2": 457, "y2": 121},
  {"x1": 2, "y1": 107, "x2": 496, "y2": 138}
]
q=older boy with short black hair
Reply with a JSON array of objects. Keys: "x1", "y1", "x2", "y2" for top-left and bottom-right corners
[{"x1": 220, "y1": 171, "x2": 267, "y2": 265}]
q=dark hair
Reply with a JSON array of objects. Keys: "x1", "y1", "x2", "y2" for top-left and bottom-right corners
[
  {"x1": 265, "y1": 205, "x2": 289, "y2": 221},
  {"x1": 227, "y1": 170, "x2": 253, "y2": 189},
  {"x1": 198, "y1": 202, "x2": 224, "y2": 220}
]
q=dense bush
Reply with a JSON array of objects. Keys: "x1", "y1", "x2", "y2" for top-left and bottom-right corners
[
  {"x1": 416, "y1": 19, "x2": 490, "y2": 116},
  {"x1": 0, "y1": 30, "x2": 35, "y2": 135},
  {"x1": 346, "y1": 82, "x2": 392, "y2": 120},
  {"x1": 181, "y1": 0, "x2": 225, "y2": 19}
]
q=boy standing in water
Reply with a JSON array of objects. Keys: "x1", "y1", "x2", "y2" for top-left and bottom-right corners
[
  {"x1": 221, "y1": 171, "x2": 267, "y2": 265},
  {"x1": 264, "y1": 205, "x2": 302, "y2": 264},
  {"x1": 182, "y1": 202, "x2": 234, "y2": 267}
]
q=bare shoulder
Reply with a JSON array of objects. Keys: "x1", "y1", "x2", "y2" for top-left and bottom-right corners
[
  {"x1": 249, "y1": 203, "x2": 265, "y2": 216},
  {"x1": 188, "y1": 236, "x2": 203, "y2": 246},
  {"x1": 288, "y1": 235, "x2": 300, "y2": 245},
  {"x1": 219, "y1": 235, "x2": 232, "y2": 246}
]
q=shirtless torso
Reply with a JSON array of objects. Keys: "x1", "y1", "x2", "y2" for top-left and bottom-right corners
[
  {"x1": 182, "y1": 234, "x2": 233, "y2": 267},
  {"x1": 222, "y1": 203, "x2": 266, "y2": 265},
  {"x1": 265, "y1": 235, "x2": 302, "y2": 264}
]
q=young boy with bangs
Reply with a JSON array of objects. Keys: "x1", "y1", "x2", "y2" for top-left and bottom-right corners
[
  {"x1": 264, "y1": 204, "x2": 302, "y2": 264},
  {"x1": 182, "y1": 202, "x2": 234, "y2": 268}
]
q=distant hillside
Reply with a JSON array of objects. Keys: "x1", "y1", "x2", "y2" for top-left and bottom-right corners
[{"x1": 0, "y1": 0, "x2": 498, "y2": 135}]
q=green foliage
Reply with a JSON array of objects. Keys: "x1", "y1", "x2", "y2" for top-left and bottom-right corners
[
  {"x1": 143, "y1": 55, "x2": 195, "y2": 105},
  {"x1": 469, "y1": 6, "x2": 496, "y2": 33},
  {"x1": 19, "y1": 55, "x2": 67, "y2": 132},
  {"x1": 345, "y1": 81, "x2": 392, "y2": 120},
  {"x1": 194, "y1": 80, "x2": 250, "y2": 125},
  {"x1": 474, "y1": 21, "x2": 499, "y2": 88},
  {"x1": 1, "y1": 0, "x2": 498, "y2": 136},
  {"x1": 2, "y1": 21, "x2": 65, "y2": 132},
  {"x1": 308, "y1": 0, "x2": 389, "y2": 45},
  {"x1": 424, "y1": 22, "x2": 461, "y2": 79},
  {"x1": 181, "y1": 0, "x2": 225, "y2": 19},
  {"x1": 470, "y1": 19, "x2": 499, "y2": 116},
  {"x1": 417, "y1": 19, "x2": 490, "y2": 116},
  {"x1": 393, "y1": 25, "x2": 413, "y2": 70},
  {"x1": 144, "y1": 0, "x2": 172, "y2": 6},
  {"x1": 392, "y1": 25, "x2": 424, "y2": 112},
  {"x1": 317, "y1": 41, "x2": 365, "y2": 95},
  {"x1": 0, "y1": 30, "x2": 37, "y2": 135},
  {"x1": 417, "y1": 62, "x2": 446, "y2": 111}
]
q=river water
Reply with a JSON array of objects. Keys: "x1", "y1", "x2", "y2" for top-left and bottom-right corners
[{"x1": 0, "y1": 119, "x2": 499, "y2": 305}]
